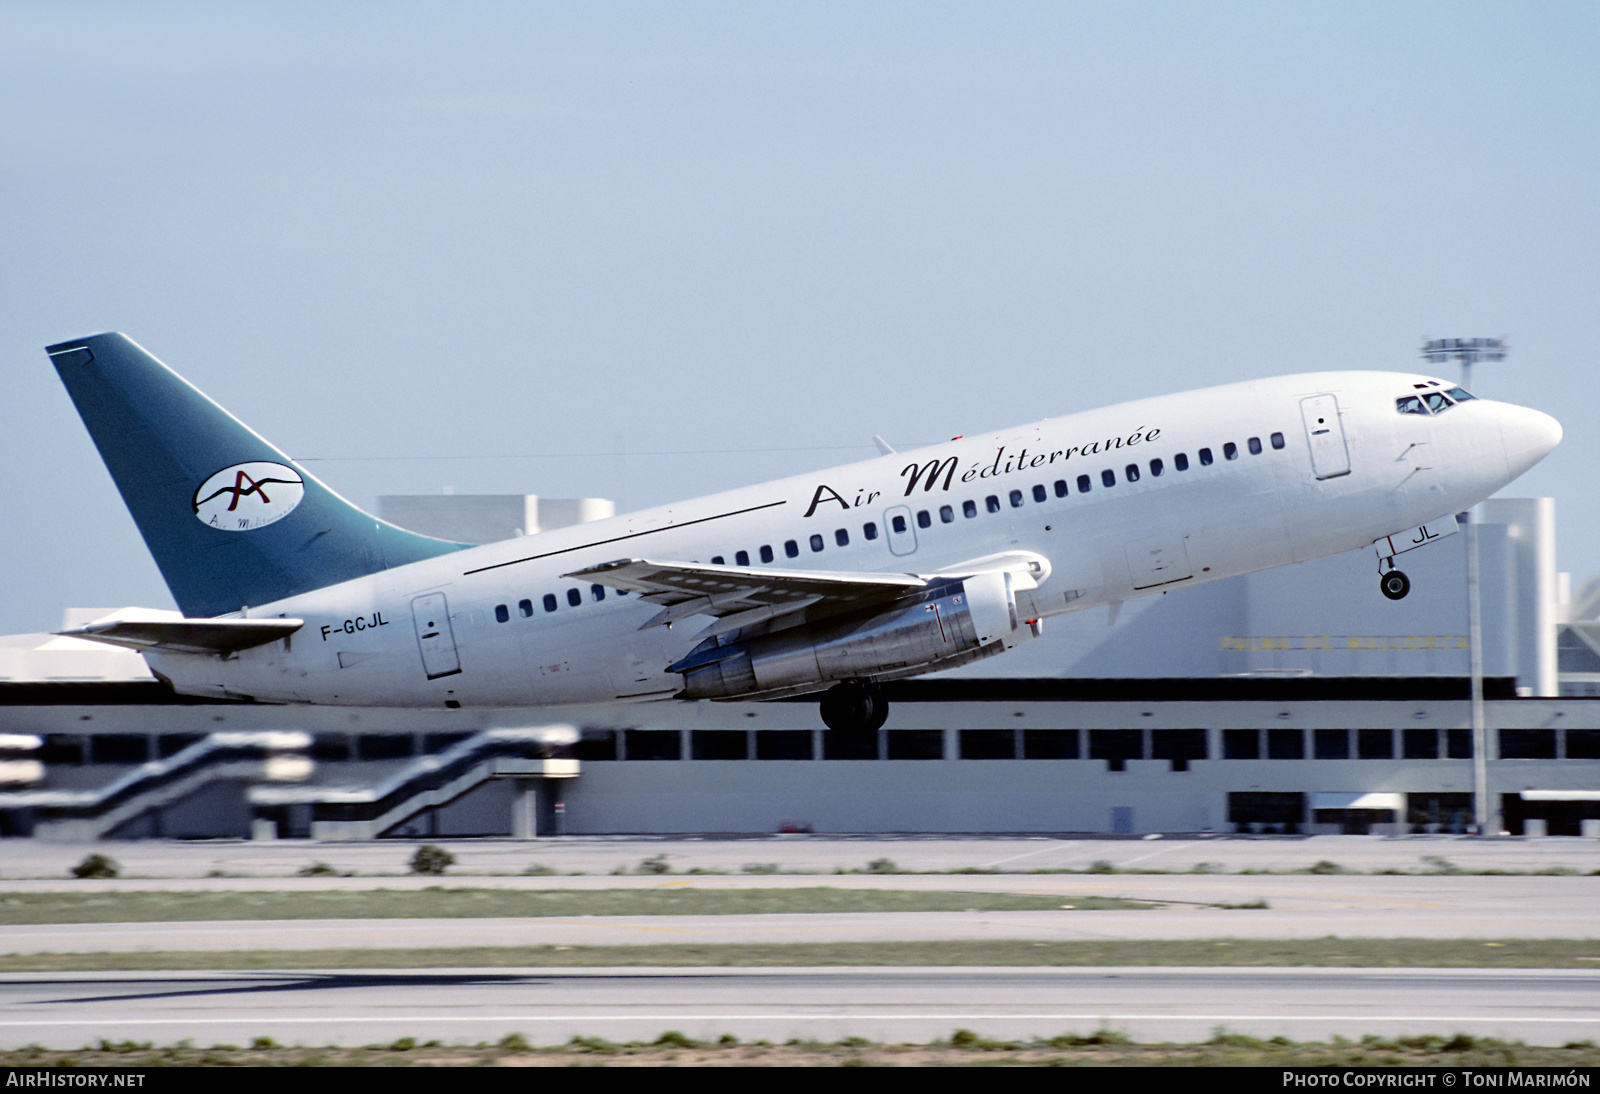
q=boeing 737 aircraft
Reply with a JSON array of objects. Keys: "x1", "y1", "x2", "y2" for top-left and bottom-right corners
[{"x1": 45, "y1": 333, "x2": 1560, "y2": 732}]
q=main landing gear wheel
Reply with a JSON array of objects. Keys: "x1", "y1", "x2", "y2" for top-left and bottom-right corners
[
  {"x1": 1380, "y1": 570, "x2": 1411, "y2": 601},
  {"x1": 819, "y1": 680, "x2": 889, "y2": 733}
]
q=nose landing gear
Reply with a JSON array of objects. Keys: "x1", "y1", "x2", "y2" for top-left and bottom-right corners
[
  {"x1": 1380, "y1": 569, "x2": 1411, "y2": 601},
  {"x1": 1377, "y1": 550, "x2": 1411, "y2": 600}
]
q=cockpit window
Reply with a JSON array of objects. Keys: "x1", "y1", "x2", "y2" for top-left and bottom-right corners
[
  {"x1": 1424, "y1": 391, "x2": 1454, "y2": 414},
  {"x1": 1396, "y1": 395, "x2": 1428, "y2": 416},
  {"x1": 1445, "y1": 386, "x2": 1476, "y2": 403}
]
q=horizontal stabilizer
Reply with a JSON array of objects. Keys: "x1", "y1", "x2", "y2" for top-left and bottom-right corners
[{"x1": 60, "y1": 617, "x2": 303, "y2": 656}]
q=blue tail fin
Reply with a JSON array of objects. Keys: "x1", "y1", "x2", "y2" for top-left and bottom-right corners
[{"x1": 47, "y1": 333, "x2": 469, "y2": 617}]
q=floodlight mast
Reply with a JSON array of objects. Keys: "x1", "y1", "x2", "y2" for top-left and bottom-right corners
[{"x1": 1421, "y1": 337, "x2": 1507, "y2": 835}]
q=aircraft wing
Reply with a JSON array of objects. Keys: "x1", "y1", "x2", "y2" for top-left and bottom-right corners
[
  {"x1": 566, "y1": 558, "x2": 926, "y2": 636},
  {"x1": 59, "y1": 618, "x2": 305, "y2": 656}
]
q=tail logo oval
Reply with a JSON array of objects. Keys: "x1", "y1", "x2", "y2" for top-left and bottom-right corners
[{"x1": 193, "y1": 462, "x2": 306, "y2": 531}]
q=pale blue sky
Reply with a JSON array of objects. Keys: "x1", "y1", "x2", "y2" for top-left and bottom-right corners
[{"x1": 2, "y1": 1, "x2": 1596, "y2": 632}]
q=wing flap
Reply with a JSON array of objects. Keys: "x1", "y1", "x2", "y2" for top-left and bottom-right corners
[{"x1": 565, "y1": 558, "x2": 925, "y2": 631}]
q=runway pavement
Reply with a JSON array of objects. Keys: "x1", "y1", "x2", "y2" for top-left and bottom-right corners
[
  {"x1": 2, "y1": 836, "x2": 1593, "y2": 1049},
  {"x1": 2, "y1": 966, "x2": 1597, "y2": 1048}
]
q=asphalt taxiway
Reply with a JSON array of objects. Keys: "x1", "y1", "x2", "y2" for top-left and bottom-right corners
[{"x1": 2, "y1": 967, "x2": 1597, "y2": 1048}]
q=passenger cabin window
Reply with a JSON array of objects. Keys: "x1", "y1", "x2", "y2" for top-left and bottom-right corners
[
  {"x1": 1270, "y1": 432, "x2": 1285, "y2": 449},
  {"x1": 1101, "y1": 468, "x2": 1116, "y2": 487},
  {"x1": 736, "y1": 550, "x2": 750, "y2": 566},
  {"x1": 963, "y1": 499, "x2": 977, "y2": 518},
  {"x1": 986, "y1": 495, "x2": 1001, "y2": 513},
  {"x1": 1124, "y1": 463, "x2": 1140, "y2": 483},
  {"x1": 711, "y1": 556, "x2": 724, "y2": 565},
  {"x1": 1032, "y1": 484, "x2": 1047, "y2": 502},
  {"x1": 519, "y1": 599, "x2": 533, "y2": 617},
  {"x1": 1175, "y1": 453, "x2": 1189, "y2": 471},
  {"x1": 784, "y1": 539, "x2": 800, "y2": 558},
  {"x1": 917, "y1": 510, "x2": 931, "y2": 528},
  {"x1": 892, "y1": 515, "x2": 907, "y2": 534},
  {"x1": 1199, "y1": 448, "x2": 1214, "y2": 466},
  {"x1": 1224, "y1": 442, "x2": 1238, "y2": 460},
  {"x1": 939, "y1": 505, "x2": 954, "y2": 523},
  {"x1": 567, "y1": 588, "x2": 582, "y2": 607},
  {"x1": 863, "y1": 522, "x2": 878, "y2": 540},
  {"x1": 1149, "y1": 458, "x2": 1163, "y2": 477},
  {"x1": 835, "y1": 528, "x2": 849, "y2": 546},
  {"x1": 494, "y1": 604, "x2": 509, "y2": 623},
  {"x1": 543, "y1": 593, "x2": 558, "y2": 613},
  {"x1": 810, "y1": 534, "x2": 824, "y2": 552},
  {"x1": 591, "y1": 584, "x2": 606, "y2": 601},
  {"x1": 1247, "y1": 436, "x2": 1262, "y2": 455},
  {"x1": 1054, "y1": 479, "x2": 1068, "y2": 497},
  {"x1": 1077, "y1": 474, "x2": 1092, "y2": 493},
  {"x1": 760, "y1": 545, "x2": 774, "y2": 563},
  {"x1": 1009, "y1": 489, "x2": 1024, "y2": 508}
]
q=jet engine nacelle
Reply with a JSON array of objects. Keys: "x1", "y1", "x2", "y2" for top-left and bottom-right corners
[{"x1": 679, "y1": 571, "x2": 1018, "y2": 700}]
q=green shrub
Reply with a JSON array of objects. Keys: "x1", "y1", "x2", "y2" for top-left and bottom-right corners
[
  {"x1": 71, "y1": 854, "x2": 119, "y2": 879},
  {"x1": 408, "y1": 845, "x2": 454, "y2": 875},
  {"x1": 637, "y1": 854, "x2": 671, "y2": 875}
]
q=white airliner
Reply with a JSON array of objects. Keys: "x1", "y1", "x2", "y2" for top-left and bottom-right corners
[{"x1": 46, "y1": 334, "x2": 1560, "y2": 732}]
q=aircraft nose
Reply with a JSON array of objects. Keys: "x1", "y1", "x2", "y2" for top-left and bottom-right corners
[{"x1": 1497, "y1": 402, "x2": 1562, "y2": 478}]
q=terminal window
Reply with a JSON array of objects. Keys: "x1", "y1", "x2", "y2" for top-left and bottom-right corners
[
  {"x1": 1403, "y1": 728, "x2": 1439, "y2": 760},
  {"x1": 1023, "y1": 729, "x2": 1079, "y2": 759},
  {"x1": 90, "y1": 734, "x2": 149, "y2": 764},
  {"x1": 358, "y1": 734, "x2": 414, "y2": 760},
  {"x1": 1222, "y1": 729, "x2": 1260, "y2": 760},
  {"x1": 823, "y1": 731, "x2": 878, "y2": 760},
  {"x1": 157, "y1": 734, "x2": 203, "y2": 758},
  {"x1": 1089, "y1": 729, "x2": 1143, "y2": 772},
  {"x1": 1152, "y1": 728, "x2": 1207, "y2": 772},
  {"x1": 887, "y1": 730, "x2": 944, "y2": 760},
  {"x1": 960, "y1": 729, "x2": 1017, "y2": 760},
  {"x1": 756, "y1": 730, "x2": 813, "y2": 761},
  {"x1": 1499, "y1": 729, "x2": 1556, "y2": 760},
  {"x1": 1357, "y1": 728, "x2": 1394, "y2": 760},
  {"x1": 309, "y1": 734, "x2": 350, "y2": 762},
  {"x1": 1267, "y1": 728, "x2": 1305, "y2": 760},
  {"x1": 691, "y1": 730, "x2": 749, "y2": 760},
  {"x1": 624, "y1": 729, "x2": 682, "y2": 761},
  {"x1": 1567, "y1": 729, "x2": 1600, "y2": 760},
  {"x1": 575, "y1": 730, "x2": 617, "y2": 761},
  {"x1": 1314, "y1": 728, "x2": 1350, "y2": 760}
]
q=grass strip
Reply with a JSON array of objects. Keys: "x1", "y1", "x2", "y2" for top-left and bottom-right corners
[
  {"x1": 7, "y1": 1031, "x2": 1599, "y2": 1067},
  {"x1": 2, "y1": 937, "x2": 1598, "y2": 972},
  {"x1": 0, "y1": 887, "x2": 1149, "y2": 925}
]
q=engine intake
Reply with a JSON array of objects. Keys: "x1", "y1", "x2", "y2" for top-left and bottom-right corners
[{"x1": 677, "y1": 571, "x2": 1017, "y2": 700}]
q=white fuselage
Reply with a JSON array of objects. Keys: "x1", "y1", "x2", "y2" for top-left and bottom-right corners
[{"x1": 144, "y1": 371, "x2": 1558, "y2": 708}]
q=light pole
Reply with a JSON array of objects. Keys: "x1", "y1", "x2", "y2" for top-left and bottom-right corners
[{"x1": 1421, "y1": 338, "x2": 1507, "y2": 835}]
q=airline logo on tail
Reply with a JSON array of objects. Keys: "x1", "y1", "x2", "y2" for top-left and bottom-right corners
[{"x1": 193, "y1": 462, "x2": 305, "y2": 531}]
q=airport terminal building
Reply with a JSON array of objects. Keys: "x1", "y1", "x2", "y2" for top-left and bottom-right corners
[{"x1": 2, "y1": 495, "x2": 1597, "y2": 841}]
